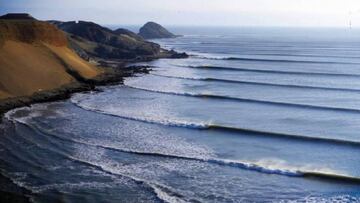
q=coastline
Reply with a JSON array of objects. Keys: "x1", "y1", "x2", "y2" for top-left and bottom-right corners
[
  {"x1": 0, "y1": 15, "x2": 187, "y2": 201},
  {"x1": 0, "y1": 54, "x2": 184, "y2": 202},
  {"x1": 0, "y1": 61, "x2": 158, "y2": 116},
  {"x1": 0, "y1": 67, "x2": 125, "y2": 203}
]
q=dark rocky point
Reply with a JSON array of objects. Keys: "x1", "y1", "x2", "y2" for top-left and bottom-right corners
[
  {"x1": 139, "y1": 22, "x2": 176, "y2": 39},
  {"x1": 0, "y1": 13, "x2": 36, "y2": 20}
]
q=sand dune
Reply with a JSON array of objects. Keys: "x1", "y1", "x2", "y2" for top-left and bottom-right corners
[{"x1": 0, "y1": 20, "x2": 102, "y2": 99}]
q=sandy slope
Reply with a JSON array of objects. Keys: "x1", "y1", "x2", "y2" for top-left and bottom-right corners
[{"x1": 0, "y1": 20, "x2": 102, "y2": 99}]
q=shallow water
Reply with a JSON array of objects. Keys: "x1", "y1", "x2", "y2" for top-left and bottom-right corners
[{"x1": 2, "y1": 27, "x2": 360, "y2": 202}]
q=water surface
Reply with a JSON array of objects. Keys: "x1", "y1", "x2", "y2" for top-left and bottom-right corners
[{"x1": 2, "y1": 27, "x2": 360, "y2": 202}]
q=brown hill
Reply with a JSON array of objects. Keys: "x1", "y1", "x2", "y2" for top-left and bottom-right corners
[{"x1": 0, "y1": 18, "x2": 102, "y2": 100}]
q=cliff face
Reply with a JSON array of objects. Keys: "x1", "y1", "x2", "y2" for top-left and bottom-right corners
[
  {"x1": 50, "y1": 21, "x2": 161, "y2": 59},
  {"x1": 0, "y1": 18, "x2": 102, "y2": 100},
  {"x1": 138, "y1": 22, "x2": 176, "y2": 39}
]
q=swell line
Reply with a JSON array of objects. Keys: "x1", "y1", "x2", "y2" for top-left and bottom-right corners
[
  {"x1": 150, "y1": 73, "x2": 360, "y2": 93},
  {"x1": 193, "y1": 56, "x2": 359, "y2": 65},
  {"x1": 70, "y1": 98, "x2": 208, "y2": 129},
  {"x1": 125, "y1": 85, "x2": 360, "y2": 114},
  {"x1": 207, "y1": 125, "x2": 360, "y2": 147},
  {"x1": 22, "y1": 120, "x2": 360, "y2": 184},
  {"x1": 70, "y1": 98, "x2": 360, "y2": 148},
  {"x1": 240, "y1": 53, "x2": 360, "y2": 59},
  {"x1": 181, "y1": 65, "x2": 360, "y2": 77}
]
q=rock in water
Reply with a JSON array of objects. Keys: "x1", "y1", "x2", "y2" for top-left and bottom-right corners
[{"x1": 139, "y1": 22, "x2": 176, "y2": 39}]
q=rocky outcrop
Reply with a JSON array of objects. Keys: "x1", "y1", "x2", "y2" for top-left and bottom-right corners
[
  {"x1": 50, "y1": 20, "x2": 161, "y2": 60},
  {"x1": 138, "y1": 22, "x2": 176, "y2": 39},
  {"x1": 0, "y1": 13, "x2": 36, "y2": 20}
]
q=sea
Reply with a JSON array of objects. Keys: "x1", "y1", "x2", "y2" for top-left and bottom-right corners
[{"x1": 2, "y1": 27, "x2": 360, "y2": 202}]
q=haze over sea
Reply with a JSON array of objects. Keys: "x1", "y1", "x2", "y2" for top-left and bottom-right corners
[{"x1": 2, "y1": 27, "x2": 360, "y2": 202}]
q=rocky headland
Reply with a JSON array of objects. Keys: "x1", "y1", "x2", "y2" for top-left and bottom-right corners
[{"x1": 139, "y1": 21, "x2": 177, "y2": 39}]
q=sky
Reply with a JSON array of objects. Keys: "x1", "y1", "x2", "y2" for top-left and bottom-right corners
[{"x1": 1, "y1": 0, "x2": 360, "y2": 27}]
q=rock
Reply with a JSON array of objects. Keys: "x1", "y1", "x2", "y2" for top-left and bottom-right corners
[
  {"x1": 0, "y1": 13, "x2": 36, "y2": 20},
  {"x1": 169, "y1": 51, "x2": 189, "y2": 59},
  {"x1": 138, "y1": 22, "x2": 176, "y2": 39}
]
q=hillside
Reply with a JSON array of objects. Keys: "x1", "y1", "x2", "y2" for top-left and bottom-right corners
[
  {"x1": 114, "y1": 28, "x2": 144, "y2": 41},
  {"x1": 49, "y1": 21, "x2": 161, "y2": 60},
  {"x1": 0, "y1": 18, "x2": 102, "y2": 100}
]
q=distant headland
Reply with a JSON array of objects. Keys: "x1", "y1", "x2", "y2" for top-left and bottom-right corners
[{"x1": 139, "y1": 21, "x2": 177, "y2": 39}]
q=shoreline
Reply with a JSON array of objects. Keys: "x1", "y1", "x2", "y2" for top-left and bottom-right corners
[
  {"x1": 0, "y1": 15, "x2": 187, "y2": 202},
  {"x1": 0, "y1": 66, "x2": 129, "y2": 203},
  {"x1": 0, "y1": 63, "x2": 155, "y2": 116},
  {"x1": 0, "y1": 58, "x2": 174, "y2": 202}
]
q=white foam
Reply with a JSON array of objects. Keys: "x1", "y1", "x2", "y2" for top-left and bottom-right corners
[
  {"x1": 287, "y1": 195, "x2": 360, "y2": 203},
  {"x1": 151, "y1": 183, "x2": 188, "y2": 203},
  {"x1": 71, "y1": 95, "x2": 209, "y2": 130},
  {"x1": 68, "y1": 150, "x2": 188, "y2": 203},
  {"x1": 4, "y1": 106, "x2": 40, "y2": 124},
  {"x1": 4, "y1": 102, "x2": 66, "y2": 124}
]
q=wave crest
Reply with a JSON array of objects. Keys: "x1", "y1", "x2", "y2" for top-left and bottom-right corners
[
  {"x1": 71, "y1": 95, "x2": 208, "y2": 129},
  {"x1": 193, "y1": 55, "x2": 357, "y2": 64}
]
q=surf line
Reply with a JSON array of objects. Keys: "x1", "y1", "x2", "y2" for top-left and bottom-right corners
[
  {"x1": 150, "y1": 73, "x2": 360, "y2": 93},
  {"x1": 22, "y1": 120, "x2": 360, "y2": 185},
  {"x1": 125, "y1": 85, "x2": 360, "y2": 114}
]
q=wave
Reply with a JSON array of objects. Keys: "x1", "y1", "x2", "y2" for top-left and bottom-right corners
[
  {"x1": 7, "y1": 121, "x2": 188, "y2": 203},
  {"x1": 125, "y1": 85, "x2": 360, "y2": 114},
  {"x1": 70, "y1": 96, "x2": 208, "y2": 129},
  {"x1": 70, "y1": 97, "x2": 360, "y2": 148},
  {"x1": 181, "y1": 65, "x2": 360, "y2": 77},
  {"x1": 247, "y1": 53, "x2": 360, "y2": 60},
  {"x1": 207, "y1": 125, "x2": 360, "y2": 147},
  {"x1": 66, "y1": 156, "x2": 189, "y2": 203},
  {"x1": 17, "y1": 120, "x2": 360, "y2": 185},
  {"x1": 193, "y1": 56, "x2": 359, "y2": 65},
  {"x1": 150, "y1": 73, "x2": 360, "y2": 93}
]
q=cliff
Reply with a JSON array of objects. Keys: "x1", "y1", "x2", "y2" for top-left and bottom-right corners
[
  {"x1": 138, "y1": 22, "x2": 176, "y2": 39},
  {"x1": 0, "y1": 17, "x2": 102, "y2": 100}
]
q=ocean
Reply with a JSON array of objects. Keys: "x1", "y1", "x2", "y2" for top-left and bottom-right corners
[{"x1": 2, "y1": 27, "x2": 360, "y2": 202}]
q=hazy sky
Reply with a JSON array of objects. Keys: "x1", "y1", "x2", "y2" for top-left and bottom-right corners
[{"x1": 1, "y1": 0, "x2": 360, "y2": 27}]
